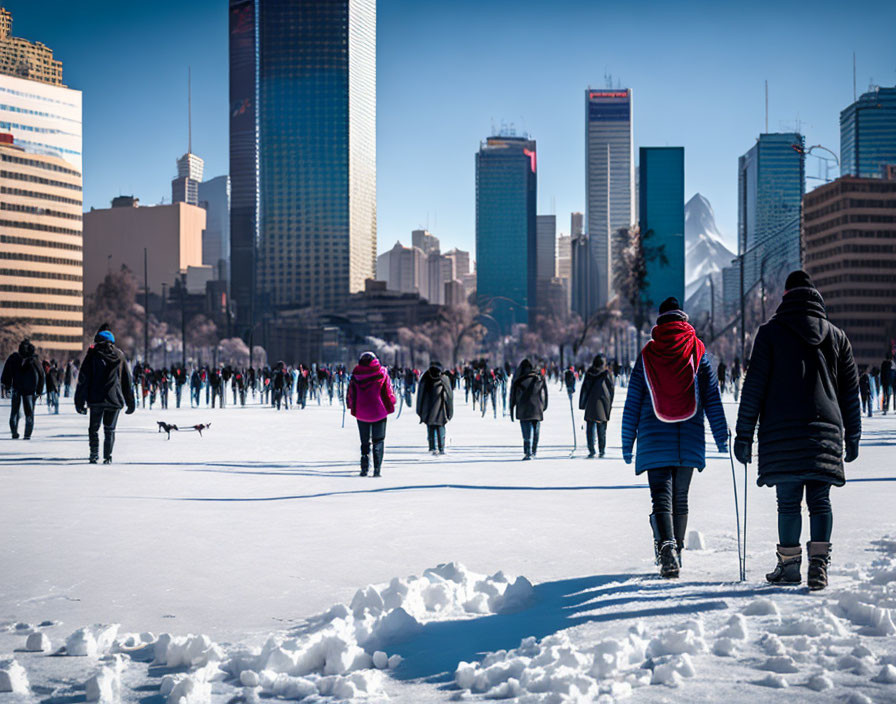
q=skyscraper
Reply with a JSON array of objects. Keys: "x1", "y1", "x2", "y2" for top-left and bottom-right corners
[
  {"x1": 581, "y1": 89, "x2": 634, "y2": 318},
  {"x1": 536, "y1": 215, "x2": 556, "y2": 283},
  {"x1": 198, "y1": 175, "x2": 231, "y2": 281},
  {"x1": 172, "y1": 152, "x2": 204, "y2": 206},
  {"x1": 737, "y1": 133, "x2": 805, "y2": 293},
  {"x1": 376, "y1": 241, "x2": 427, "y2": 296},
  {"x1": 639, "y1": 147, "x2": 685, "y2": 307},
  {"x1": 475, "y1": 136, "x2": 537, "y2": 332},
  {"x1": 0, "y1": 8, "x2": 63, "y2": 86},
  {"x1": 841, "y1": 85, "x2": 896, "y2": 179},
  {"x1": 412, "y1": 228, "x2": 439, "y2": 256},
  {"x1": 229, "y1": 0, "x2": 376, "y2": 338}
]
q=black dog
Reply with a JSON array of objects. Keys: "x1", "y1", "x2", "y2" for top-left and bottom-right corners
[
  {"x1": 192, "y1": 423, "x2": 211, "y2": 437},
  {"x1": 157, "y1": 421, "x2": 179, "y2": 439}
]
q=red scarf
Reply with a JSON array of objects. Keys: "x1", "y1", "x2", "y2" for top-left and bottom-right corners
[{"x1": 641, "y1": 321, "x2": 705, "y2": 423}]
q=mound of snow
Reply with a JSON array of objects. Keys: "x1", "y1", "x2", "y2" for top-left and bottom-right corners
[
  {"x1": 65, "y1": 624, "x2": 120, "y2": 657},
  {"x1": 686, "y1": 531, "x2": 706, "y2": 550},
  {"x1": 25, "y1": 631, "x2": 51, "y2": 652},
  {"x1": 85, "y1": 656, "x2": 125, "y2": 703},
  {"x1": 743, "y1": 598, "x2": 779, "y2": 617},
  {"x1": 0, "y1": 658, "x2": 29, "y2": 694},
  {"x1": 754, "y1": 673, "x2": 788, "y2": 688}
]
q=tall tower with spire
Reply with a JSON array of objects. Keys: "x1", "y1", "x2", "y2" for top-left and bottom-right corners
[{"x1": 172, "y1": 67, "x2": 204, "y2": 205}]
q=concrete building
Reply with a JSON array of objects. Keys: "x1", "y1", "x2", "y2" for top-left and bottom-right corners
[
  {"x1": 426, "y1": 251, "x2": 454, "y2": 306},
  {"x1": 172, "y1": 152, "x2": 204, "y2": 207},
  {"x1": 536, "y1": 214, "x2": 556, "y2": 282},
  {"x1": 803, "y1": 175, "x2": 896, "y2": 367},
  {"x1": 229, "y1": 0, "x2": 376, "y2": 336},
  {"x1": 83, "y1": 198, "x2": 205, "y2": 299},
  {"x1": 0, "y1": 134, "x2": 82, "y2": 354},
  {"x1": 841, "y1": 85, "x2": 896, "y2": 179},
  {"x1": 570, "y1": 211, "x2": 583, "y2": 238},
  {"x1": 639, "y1": 147, "x2": 685, "y2": 306},
  {"x1": 376, "y1": 241, "x2": 426, "y2": 296},
  {"x1": 582, "y1": 89, "x2": 634, "y2": 317},
  {"x1": 476, "y1": 135, "x2": 537, "y2": 331},
  {"x1": 556, "y1": 233, "x2": 572, "y2": 311},
  {"x1": 198, "y1": 175, "x2": 230, "y2": 282},
  {"x1": 412, "y1": 228, "x2": 439, "y2": 256},
  {"x1": 444, "y1": 279, "x2": 465, "y2": 307},
  {"x1": 444, "y1": 247, "x2": 470, "y2": 277},
  {"x1": 0, "y1": 8, "x2": 63, "y2": 86}
]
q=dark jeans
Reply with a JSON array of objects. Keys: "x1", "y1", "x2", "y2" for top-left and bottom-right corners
[
  {"x1": 586, "y1": 421, "x2": 607, "y2": 455},
  {"x1": 89, "y1": 406, "x2": 121, "y2": 460},
  {"x1": 775, "y1": 480, "x2": 832, "y2": 546},
  {"x1": 358, "y1": 418, "x2": 387, "y2": 471},
  {"x1": 427, "y1": 424, "x2": 446, "y2": 452},
  {"x1": 884, "y1": 385, "x2": 892, "y2": 413},
  {"x1": 861, "y1": 392, "x2": 873, "y2": 417},
  {"x1": 520, "y1": 420, "x2": 540, "y2": 455},
  {"x1": 9, "y1": 391, "x2": 35, "y2": 437},
  {"x1": 647, "y1": 466, "x2": 694, "y2": 516}
]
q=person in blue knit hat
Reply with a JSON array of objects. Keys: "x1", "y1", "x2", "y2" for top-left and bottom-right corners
[{"x1": 75, "y1": 324, "x2": 136, "y2": 464}]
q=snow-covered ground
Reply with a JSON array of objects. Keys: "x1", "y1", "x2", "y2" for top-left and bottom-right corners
[{"x1": 2, "y1": 387, "x2": 895, "y2": 703}]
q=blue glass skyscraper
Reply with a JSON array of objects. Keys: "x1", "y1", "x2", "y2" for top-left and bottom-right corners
[
  {"x1": 737, "y1": 133, "x2": 805, "y2": 293},
  {"x1": 475, "y1": 136, "x2": 537, "y2": 333},
  {"x1": 841, "y1": 86, "x2": 896, "y2": 179},
  {"x1": 229, "y1": 0, "x2": 376, "y2": 338},
  {"x1": 639, "y1": 147, "x2": 684, "y2": 308}
]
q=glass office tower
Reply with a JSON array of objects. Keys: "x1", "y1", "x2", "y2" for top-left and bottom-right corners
[
  {"x1": 737, "y1": 133, "x2": 805, "y2": 292},
  {"x1": 639, "y1": 147, "x2": 685, "y2": 308},
  {"x1": 229, "y1": 0, "x2": 376, "y2": 336},
  {"x1": 841, "y1": 86, "x2": 896, "y2": 179},
  {"x1": 475, "y1": 136, "x2": 537, "y2": 333},
  {"x1": 578, "y1": 89, "x2": 634, "y2": 320}
]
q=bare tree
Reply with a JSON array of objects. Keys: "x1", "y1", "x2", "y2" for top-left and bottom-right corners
[
  {"x1": 424, "y1": 303, "x2": 486, "y2": 366},
  {"x1": 0, "y1": 318, "x2": 28, "y2": 359},
  {"x1": 613, "y1": 225, "x2": 668, "y2": 351}
]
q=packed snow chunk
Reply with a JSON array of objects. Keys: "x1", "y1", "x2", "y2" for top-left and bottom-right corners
[
  {"x1": 712, "y1": 637, "x2": 737, "y2": 657},
  {"x1": 65, "y1": 624, "x2": 120, "y2": 657},
  {"x1": 743, "y1": 598, "x2": 780, "y2": 617},
  {"x1": 872, "y1": 663, "x2": 896, "y2": 684},
  {"x1": 0, "y1": 659, "x2": 29, "y2": 695},
  {"x1": 315, "y1": 670, "x2": 387, "y2": 700},
  {"x1": 85, "y1": 665, "x2": 122, "y2": 702},
  {"x1": 372, "y1": 607, "x2": 421, "y2": 646},
  {"x1": 754, "y1": 673, "x2": 788, "y2": 688},
  {"x1": 686, "y1": 531, "x2": 705, "y2": 550},
  {"x1": 239, "y1": 670, "x2": 259, "y2": 687},
  {"x1": 807, "y1": 673, "x2": 833, "y2": 691},
  {"x1": 650, "y1": 653, "x2": 696, "y2": 686},
  {"x1": 844, "y1": 694, "x2": 872, "y2": 704},
  {"x1": 25, "y1": 631, "x2": 51, "y2": 652},
  {"x1": 159, "y1": 634, "x2": 223, "y2": 668},
  {"x1": 759, "y1": 633, "x2": 786, "y2": 656},
  {"x1": 646, "y1": 626, "x2": 706, "y2": 657},
  {"x1": 387, "y1": 654, "x2": 402, "y2": 669},
  {"x1": 717, "y1": 614, "x2": 748, "y2": 640},
  {"x1": 161, "y1": 674, "x2": 211, "y2": 704},
  {"x1": 494, "y1": 576, "x2": 534, "y2": 613},
  {"x1": 838, "y1": 593, "x2": 896, "y2": 636},
  {"x1": 760, "y1": 656, "x2": 800, "y2": 674},
  {"x1": 372, "y1": 651, "x2": 389, "y2": 670}
]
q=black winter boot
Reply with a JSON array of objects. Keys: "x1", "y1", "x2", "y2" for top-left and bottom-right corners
[
  {"x1": 360, "y1": 454, "x2": 369, "y2": 477},
  {"x1": 807, "y1": 542, "x2": 831, "y2": 591},
  {"x1": 673, "y1": 513, "x2": 688, "y2": 567},
  {"x1": 766, "y1": 545, "x2": 802, "y2": 585},
  {"x1": 523, "y1": 441, "x2": 531, "y2": 461},
  {"x1": 650, "y1": 513, "x2": 679, "y2": 578}
]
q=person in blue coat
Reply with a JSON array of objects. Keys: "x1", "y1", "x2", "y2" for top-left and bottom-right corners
[{"x1": 621, "y1": 297, "x2": 729, "y2": 578}]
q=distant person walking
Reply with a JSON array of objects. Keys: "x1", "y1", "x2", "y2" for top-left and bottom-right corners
[
  {"x1": 578, "y1": 355, "x2": 615, "y2": 458},
  {"x1": 509, "y1": 359, "x2": 548, "y2": 460},
  {"x1": 74, "y1": 326, "x2": 136, "y2": 464},
  {"x1": 347, "y1": 351, "x2": 396, "y2": 477},
  {"x1": 735, "y1": 271, "x2": 861, "y2": 591},
  {"x1": 415, "y1": 361, "x2": 454, "y2": 455},
  {"x1": 1, "y1": 339, "x2": 45, "y2": 439},
  {"x1": 881, "y1": 353, "x2": 893, "y2": 415},
  {"x1": 621, "y1": 298, "x2": 728, "y2": 579}
]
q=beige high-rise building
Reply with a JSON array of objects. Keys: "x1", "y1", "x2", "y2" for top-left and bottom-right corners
[
  {"x1": 83, "y1": 198, "x2": 206, "y2": 299},
  {"x1": 0, "y1": 8, "x2": 64, "y2": 86},
  {"x1": 0, "y1": 135, "x2": 82, "y2": 353}
]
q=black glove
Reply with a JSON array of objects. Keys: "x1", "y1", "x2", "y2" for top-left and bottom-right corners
[
  {"x1": 845, "y1": 438, "x2": 859, "y2": 463},
  {"x1": 76, "y1": 406, "x2": 87, "y2": 415},
  {"x1": 125, "y1": 405, "x2": 136, "y2": 415},
  {"x1": 733, "y1": 437, "x2": 752, "y2": 465}
]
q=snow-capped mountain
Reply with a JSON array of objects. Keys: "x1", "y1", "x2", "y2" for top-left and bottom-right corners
[{"x1": 685, "y1": 193, "x2": 735, "y2": 287}]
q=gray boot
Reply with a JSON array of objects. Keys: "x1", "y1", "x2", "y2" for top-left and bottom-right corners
[
  {"x1": 807, "y1": 542, "x2": 831, "y2": 591},
  {"x1": 766, "y1": 545, "x2": 802, "y2": 585}
]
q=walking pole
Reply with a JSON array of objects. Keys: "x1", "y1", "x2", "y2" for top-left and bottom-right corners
[
  {"x1": 742, "y1": 458, "x2": 749, "y2": 580},
  {"x1": 568, "y1": 394, "x2": 577, "y2": 459},
  {"x1": 727, "y1": 429, "x2": 745, "y2": 581}
]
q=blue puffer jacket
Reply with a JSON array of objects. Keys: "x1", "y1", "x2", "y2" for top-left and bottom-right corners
[{"x1": 621, "y1": 353, "x2": 728, "y2": 474}]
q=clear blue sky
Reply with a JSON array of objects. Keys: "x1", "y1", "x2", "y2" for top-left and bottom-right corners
[{"x1": 9, "y1": 0, "x2": 896, "y2": 252}]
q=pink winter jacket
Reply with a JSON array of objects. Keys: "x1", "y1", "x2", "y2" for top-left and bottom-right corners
[{"x1": 347, "y1": 359, "x2": 396, "y2": 423}]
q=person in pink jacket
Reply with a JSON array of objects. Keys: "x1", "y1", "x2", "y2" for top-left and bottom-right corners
[{"x1": 346, "y1": 351, "x2": 396, "y2": 477}]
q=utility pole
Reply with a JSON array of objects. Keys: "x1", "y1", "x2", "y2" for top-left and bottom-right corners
[
  {"x1": 180, "y1": 272, "x2": 187, "y2": 368},
  {"x1": 143, "y1": 247, "x2": 149, "y2": 364}
]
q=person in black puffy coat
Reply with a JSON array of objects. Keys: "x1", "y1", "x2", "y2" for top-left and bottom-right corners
[
  {"x1": 735, "y1": 271, "x2": 861, "y2": 591},
  {"x1": 1, "y1": 338, "x2": 45, "y2": 439},
  {"x1": 415, "y1": 361, "x2": 454, "y2": 455},
  {"x1": 75, "y1": 325, "x2": 136, "y2": 464},
  {"x1": 509, "y1": 359, "x2": 548, "y2": 460},
  {"x1": 578, "y1": 355, "x2": 615, "y2": 458}
]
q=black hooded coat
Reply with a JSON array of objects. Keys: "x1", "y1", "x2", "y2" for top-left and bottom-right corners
[
  {"x1": 510, "y1": 361, "x2": 548, "y2": 422},
  {"x1": 579, "y1": 364, "x2": 615, "y2": 422},
  {"x1": 75, "y1": 337, "x2": 135, "y2": 411},
  {"x1": 735, "y1": 288, "x2": 861, "y2": 487},
  {"x1": 1, "y1": 340, "x2": 45, "y2": 396},
  {"x1": 416, "y1": 364, "x2": 454, "y2": 426}
]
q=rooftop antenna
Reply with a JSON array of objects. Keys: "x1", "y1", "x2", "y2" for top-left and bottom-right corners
[
  {"x1": 852, "y1": 51, "x2": 857, "y2": 102},
  {"x1": 187, "y1": 66, "x2": 192, "y2": 153},
  {"x1": 764, "y1": 79, "x2": 768, "y2": 133}
]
